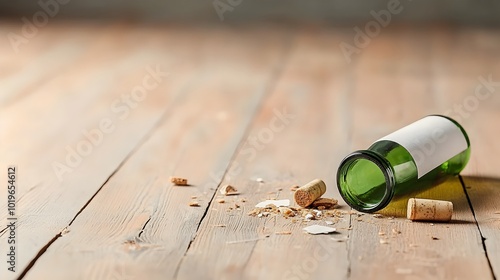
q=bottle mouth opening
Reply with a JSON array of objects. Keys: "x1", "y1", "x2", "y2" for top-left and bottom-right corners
[{"x1": 337, "y1": 151, "x2": 395, "y2": 213}]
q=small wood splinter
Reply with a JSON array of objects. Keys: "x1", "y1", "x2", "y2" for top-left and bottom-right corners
[
  {"x1": 189, "y1": 201, "x2": 200, "y2": 207},
  {"x1": 220, "y1": 185, "x2": 239, "y2": 196},
  {"x1": 171, "y1": 177, "x2": 189, "y2": 186},
  {"x1": 310, "y1": 198, "x2": 338, "y2": 210}
]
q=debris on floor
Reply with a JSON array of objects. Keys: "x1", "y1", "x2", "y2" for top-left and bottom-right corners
[
  {"x1": 220, "y1": 185, "x2": 239, "y2": 196},
  {"x1": 257, "y1": 212, "x2": 270, "y2": 218},
  {"x1": 278, "y1": 207, "x2": 295, "y2": 217},
  {"x1": 248, "y1": 179, "x2": 340, "y2": 221},
  {"x1": 171, "y1": 176, "x2": 188, "y2": 186},
  {"x1": 189, "y1": 201, "x2": 200, "y2": 207},
  {"x1": 311, "y1": 198, "x2": 338, "y2": 210},
  {"x1": 275, "y1": 231, "x2": 293, "y2": 235},
  {"x1": 248, "y1": 203, "x2": 346, "y2": 223},
  {"x1": 255, "y1": 199, "x2": 290, "y2": 208},
  {"x1": 240, "y1": 179, "x2": 398, "y2": 238},
  {"x1": 212, "y1": 224, "x2": 226, "y2": 227},
  {"x1": 331, "y1": 237, "x2": 349, "y2": 242},
  {"x1": 313, "y1": 209, "x2": 322, "y2": 217},
  {"x1": 303, "y1": 225, "x2": 337, "y2": 235},
  {"x1": 304, "y1": 213, "x2": 315, "y2": 221}
]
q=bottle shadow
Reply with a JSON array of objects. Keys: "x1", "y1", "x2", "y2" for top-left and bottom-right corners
[
  {"x1": 448, "y1": 219, "x2": 477, "y2": 225},
  {"x1": 376, "y1": 175, "x2": 500, "y2": 220},
  {"x1": 460, "y1": 175, "x2": 500, "y2": 215}
]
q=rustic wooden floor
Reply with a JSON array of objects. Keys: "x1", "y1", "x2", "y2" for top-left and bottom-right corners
[{"x1": 1, "y1": 21, "x2": 499, "y2": 280}]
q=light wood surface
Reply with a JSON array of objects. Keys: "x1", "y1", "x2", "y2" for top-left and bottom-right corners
[
  {"x1": 19, "y1": 24, "x2": 291, "y2": 280},
  {"x1": 177, "y1": 25, "x2": 353, "y2": 280},
  {"x1": 347, "y1": 26, "x2": 493, "y2": 279},
  {"x1": 0, "y1": 21, "x2": 499, "y2": 280}
]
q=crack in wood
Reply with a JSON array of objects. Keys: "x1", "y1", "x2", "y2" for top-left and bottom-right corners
[
  {"x1": 0, "y1": 226, "x2": 8, "y2": 237},
  {"x1": 172, "y1": 28, "x2": 296, "y2": 280},
  {"x1": 18, "y1": 232, "x2": 63, "y2": 279},
  {"x1": 138, "y1": 216, "x2": 152, "y2": 238},
  {"x1": 459, "y1": 175, "x2": 497, "y2": 280},
  {"x1": 15, "y1": 90, "x2": 189, "y2": 279},
  {"x1": 346, "y1": 209, "x2": 353, "y2": 279}
]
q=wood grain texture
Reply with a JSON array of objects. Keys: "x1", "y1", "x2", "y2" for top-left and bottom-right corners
[
  {"x1": 1, "y1": 21, "x2": 498, "y2": 280},
  {"x1": 176, "y1": 25, "x2": 353, "y2": 280},
  {"x1": 0, "y1": 21, "x2": 102, "y2": 107},
  {"x1": 0, "y1": 23, "x2": 205, "y2": 279},
  {"x1": 432, "y1": 26, "x2": 500, "y2": 278},
  {"x1": 20, "y1": 24, "x2": 292, "y2": 280},
  {"x1": 431, "y1": 26, "x2": 500, "y2": 178},
  {"x1": 462, "y1": 176, "x2": 500, "y2": 278},
  {"x1": 351, "y1": 178, "x2": 491, "y2": 279},
  {"x1": 347, "y1": 26, "x2": 493, "y2": 280}
]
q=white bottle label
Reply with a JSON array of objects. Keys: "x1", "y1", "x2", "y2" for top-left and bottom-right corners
[{"x1": 376, "y1": 116, "x2": 468, "y2": 178}]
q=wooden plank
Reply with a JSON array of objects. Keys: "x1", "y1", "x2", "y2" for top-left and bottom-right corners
[
  {"x1": 429, "y1": 25, "x2": 500, "y2": 277},
  {"x1": 2, "y1": 21, "x2": 498, "y2": 280},
  {"x1": 462, "y1": 177, "x2": 500, "y2": 278},
  {"x1": 351, "y1": 177, "x2": 491, "y2": 278},
  {"x1": 0, "y1": 23, "x2": 207, "y2": 279},
  {"x1": 443, "y1": 27, "x2": 500, "y2": 278},
  {"x1": 431, "y1": 26, "x2": 500, "y2": 178},
  {"x1": 0, "y1": 21, "x2": 103, "y2": 106},
  {"x1": 20, "y1": 24, "x2": 291, "y2": 279},
  {"x1": 347, "y1": 25, "x2": 493, "y2": 279},
  {"x1": 176, "y1": 25, "x2": 353, "y2": 280}
]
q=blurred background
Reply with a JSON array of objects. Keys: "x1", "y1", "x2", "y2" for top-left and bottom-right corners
[{"x1": 0, "y1": 0, "x2": 500, "y2": 24}]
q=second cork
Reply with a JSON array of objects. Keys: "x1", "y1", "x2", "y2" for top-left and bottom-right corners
[{"x1": 294, "y1": 179, "x2": 327, "y2": 208}]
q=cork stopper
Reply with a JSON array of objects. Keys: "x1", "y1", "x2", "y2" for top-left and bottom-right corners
[
  {"x1": 294, "y1": 179, "x2": 327, "y2": 208},
  {"x1": 407, "y1": 198, "x2": 453, "y2": 222}
]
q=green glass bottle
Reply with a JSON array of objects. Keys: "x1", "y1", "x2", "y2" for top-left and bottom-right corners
[{"x1": 336, "y1": 115, "x2": 470, "y2": 213}]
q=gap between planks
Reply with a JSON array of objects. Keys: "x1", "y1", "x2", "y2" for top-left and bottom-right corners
[
  {"x1": 171, "y1": 25, "x2": 297, "y2": 280},
  {"x1": 175, "y1": 25, "x2": 355, "y2": 280},
  {"x1": 16, "y1": 76, "x2": 194, "y2": 280},
  {"x1": 14, "y1": 22, "x2": 296, "y2": 279},
  {"x1": 459, "y1": 175, "x2": 497, "y2": 280}
]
